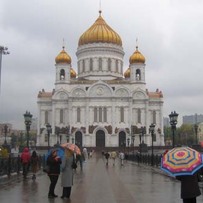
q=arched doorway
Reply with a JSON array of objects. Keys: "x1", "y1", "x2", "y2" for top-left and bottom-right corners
[
  {"x1": 96, "y1": 130, "x2": 105, "y2": 147},
  {"x1": 118, "y1": 131, "x2": 126, "y2": 147},
  {"x1": 75, "y1": 131, "x2": 82, "y2": 148}
]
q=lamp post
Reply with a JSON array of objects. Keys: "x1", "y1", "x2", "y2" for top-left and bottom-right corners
[
  {"x1": 127, "y1": 137, "x2": 130, "y2": 155},
  {"x1": 4, "y1": 124, "x2": 8, "y2": 145},
  {"x1": 46, "y1": 123, "x2": 51, "y2": 150},
  {"x1": 194, "y1": 124, "x2": 198, "y2": 144},
  {"x1": 131, "y1": 135, "x2": 135, "y2": 159},
  {"x1": 0, "y1": 45, "x2": 9, "y2": 92},
  {"x1": 169, "y1": 111, "x2": 179, "y2": 148},
  {"x1": 149, "y1": 123, "x2": 155, "y2": 166},
  {"x1": 24, "y1": 111, "x2": 32, "y2": 148}
]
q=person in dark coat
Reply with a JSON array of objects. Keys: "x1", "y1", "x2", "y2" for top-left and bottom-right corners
[
  {"x1": 30, "y1": 150, "x2": 39, "y2": 180},
  {"x1": 176, "y1": 172, "x2": 201, "y2": 203},
  {"x1": 20, "y1": 147, "x2": 31, "y2": 179},
  {"x1": 104, "y1": 152, "x2": 110, "y2": 165},
  {"x1": 47, "y1": 148, "x2": 62, "y2": 198}
]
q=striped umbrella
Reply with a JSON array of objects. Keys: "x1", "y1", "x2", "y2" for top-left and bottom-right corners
[
  {"x1": 161, "y1": 147, "x2": 203, "y2": 176},
  {"x1": 61, "y1": 143, "x2": 81, "y2": 155}
]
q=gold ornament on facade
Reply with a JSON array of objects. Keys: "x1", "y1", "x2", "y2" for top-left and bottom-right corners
[
  {"x1": 124, "y1": 67, "x2": 130, "y2": 78},
  {"x1": 78, "y1": 11, "x2": 122, "y2": 46},
  {"x1": 55, "y1": 46, "x2": 71, "y2": 64},
  {"x1": 70, "y1": 67, "x2": 77, "y2": 78},
  {"x1": 129, "y1": 46, "x2": 145, "y2": 64}
]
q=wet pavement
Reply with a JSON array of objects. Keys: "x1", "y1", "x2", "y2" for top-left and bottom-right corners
[{"x1": 0, "y1": 153, "x2": 203, "y2": 203}]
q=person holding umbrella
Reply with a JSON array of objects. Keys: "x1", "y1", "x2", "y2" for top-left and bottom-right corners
[
  {"x1": 176, "y1": 172, "x2": 201, "y2": 203},
  {"x1": 60, "y1": 148, "x2": 74, "y2": 199},
  {"x1": 47, "y1": 148, "x2": 62, "y2": 198}
]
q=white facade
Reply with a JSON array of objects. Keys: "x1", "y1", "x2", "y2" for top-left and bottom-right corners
[{"x1": 37, "y1": 12, "x2": 164, "y2": 148}]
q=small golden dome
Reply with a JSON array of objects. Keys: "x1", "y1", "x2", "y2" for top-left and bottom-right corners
[
  {"x1": 55, "y1": 46, "x2": 71, "y2": 64},
  {"x1": 78, "y1": 11, "x2": 122, "y2": 46},
  {"x1": 124, "y1": 68, "x2": 130, "y2": 78},
  {"x1": 70, "y1": 67, "x2": 76, "y2": 78},
  {"x1": 129, "y1": 46, "x2": 145, "y2": 64}
]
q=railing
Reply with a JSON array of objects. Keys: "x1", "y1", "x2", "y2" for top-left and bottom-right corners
[
  {"x1": 0, "y1": 155, "x2": 44, "y2": 178},
  {"x1": 127, "y1": 153, "x2": 162, "y2": 167}
]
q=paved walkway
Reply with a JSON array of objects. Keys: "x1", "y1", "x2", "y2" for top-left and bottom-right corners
[{"x1": 0, "y1": 153, "x2": 203, "y2": 203}]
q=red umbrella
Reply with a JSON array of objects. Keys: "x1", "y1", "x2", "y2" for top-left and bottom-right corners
[{"x1": 61, "y1": 143, "x2": 81, "y2": 155}]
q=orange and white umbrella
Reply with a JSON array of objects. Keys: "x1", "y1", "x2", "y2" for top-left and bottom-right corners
[{"x1": 61, "y1": 143, "x2": 81, "y2": 155}]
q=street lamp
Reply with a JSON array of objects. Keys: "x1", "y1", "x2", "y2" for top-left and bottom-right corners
[
  {"x1": 149, "y1": 123, "x2": 155, "y2": 166},
  {"x1": 194, "y1": 124, "x2": 198, "y2": 144},
  {"x1": 24, "y1": 111, "x2": 33, "y2": 148},
  {"x1": 4, "y1": 124, "x2": 8, "y2": 145},
  {"x1": 46, "y1": 123, "x2": 52, "y2": 150},
  {"x1": 127, "y1": 137, "x2": 130, "y2": 155},
  {"x1": 0, "y1": 46, "x2": 9, "y2": 92},
  {"x1": 169, "y1": 111, "x2": 179, "y2": 148}
]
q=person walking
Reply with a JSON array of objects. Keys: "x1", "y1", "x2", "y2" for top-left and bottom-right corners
[
  {"x1": 20, "y1": 147, "x2": 31, "y2": 179},
  {"x1": 61, "y1": 148, "x2": 74, "y2": 199},
  {"x1": 111, "y1": 151, "x2": 117, "y2": 166},
  {"x1": 119, "y1": 151, "x2": 125, "y2": 166},
  {"x1": 47, "y1": 148, "x2": 61, "y2": 198},
  {"x1": 176, "y1": 172, "x2": 201, "y2": 203},
  {"x1": 30, "y1": 150, "x2": 39, "y2": 180},
  {"x1": 104, "y1": 152, "x2": 110, "y2": 166}
]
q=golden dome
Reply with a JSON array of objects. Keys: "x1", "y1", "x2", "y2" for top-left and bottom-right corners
[
  {"x1": 55, "y1": 46, "x2": 71, "y2": 64},
  {"x1": 124, "y1": 67, "x2": 130, "y2": 78},
  {"x1": 78, "y1": 11, "x2": 122, "y2": 46},
  {"x1": 70, "y1": 67, "x2": 76, "y2": 78},
  {"x1": 129, "y1": 46, "x2": 145, "y2": 64}
]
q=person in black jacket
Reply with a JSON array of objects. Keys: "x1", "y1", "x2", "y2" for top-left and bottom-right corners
[
  {"x1": 47, "y1": 149, "x2": 62, "y2": 198},
  {"x1": 176, "y1": 172, "x2": 201, "y2": 203}
]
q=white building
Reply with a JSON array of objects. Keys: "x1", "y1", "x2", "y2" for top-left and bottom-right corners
[{"x1": 37, "y1": 11, "x2": 164, "y2": 148}]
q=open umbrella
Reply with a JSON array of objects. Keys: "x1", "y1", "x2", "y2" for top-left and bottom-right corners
[
  {"x1": 45, "y1": 146, "x2": 65, "y2": 160},
  {"x1": 61, "y1": 143, "x2": 81, "y2": 155},
  {"x1": 161, "y1": 147, "x2": 203, "y2": 176}
]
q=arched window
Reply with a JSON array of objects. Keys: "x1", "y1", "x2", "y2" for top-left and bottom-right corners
[
  {"x1": 120, "y1": 107, "x2": 124, "y2": 122},
  {"x1": 99, "y1": 58, "x2": 102, "y2": 71},
  {"x1": 152, "y1": 110, "x2": 156, "y2": 124},
  {"x1": 90, "y1": 58, "x2": 93, "y2": 71},
  {"x1": 136, "y1": 69, "x2": 141, "y2": 80},
  {"x1": 137, "y1": 109, "x2": 141, "y2": 123},
  {"x1": 45, "y1": 111, "x2": 48, "y2": 124},
  {"x1": 60, "y1": 109, "x2": 63, "y2": 123},
  {"x1": 77, "y1": 107, "x2": 81, "y2": 123},
  {"x1": 60, "y1": 69, "x2": 65, "y2": 80},
  {"x1": 108, "y1": 58, "x2": 111, "y2": 71},
  {"x1": 82, "y1": 60, "x2": 85, "y2": 73},
  {"x1": 116, "y1": 60, "x2": 119, "y2": 72}
]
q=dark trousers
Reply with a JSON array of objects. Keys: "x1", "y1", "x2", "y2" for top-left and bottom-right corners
[
  {"x1": 183, "y1": 198, "x2": 196, "y2": 203},
  {"x1": 62, "y1": 187, "x2": 72, "y2": 198},
  {"x1": 22, "y1": 163, "x2": 29, "y2": 178},
  {"x1": 48, "y1": 175, "x2": 59, "y2": 196}
]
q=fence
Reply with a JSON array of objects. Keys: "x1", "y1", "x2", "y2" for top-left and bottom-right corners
[{"x1": 0, "y1": 155, "x2": 44, "y2": 178}]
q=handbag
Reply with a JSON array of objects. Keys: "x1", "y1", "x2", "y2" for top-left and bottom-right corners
[
  {"x1": 43, "y1": 165, "x2": 50, "y2": 173},
  {"x1": 71, "y1": 155, "x2": 77, "y2": 169}
]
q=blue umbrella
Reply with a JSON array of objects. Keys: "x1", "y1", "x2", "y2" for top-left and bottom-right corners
[{"x1": 45, "y1": 146, "x2": 65, "y2": 161}]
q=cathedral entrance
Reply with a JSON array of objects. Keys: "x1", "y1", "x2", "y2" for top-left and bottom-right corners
[
  {"x1": 75, "y1": 131, "x2": 82, "y2": 148},
  {"x1": 96, "y1": 130, "x2": 105, "y2": 148},
  {"x1": 118, "y1": 131, "x2": 126, "y2": 148}
]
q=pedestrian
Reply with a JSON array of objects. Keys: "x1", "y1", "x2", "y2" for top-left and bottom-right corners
[
  {"x1": 111, "y1": 151, "x2": 117, "y2": 166},
  {"x1": 104, "y1": 152, "x2": 110, "y2": 165},
  {"x1": 20, "y1": 147, "x2": 31, "y2": 179},
  {"x1": 176, "y1": 172, "x2": 201, "y2": 203},
  {"x1": 76, "y1": 153, "x2": 83, "y2": 170},
  {"x1": 30, "y1": 150, "x2": 39, "y2": 180},
  {"x1": 61, "y1": 149, "x2": 74, "y2": 199},
  {"x1": 119, "y1": 151, "x2": 125, "y2": 166},
  {"x1": 47, "y1": 148, "x2": 62, "y2": 198}
]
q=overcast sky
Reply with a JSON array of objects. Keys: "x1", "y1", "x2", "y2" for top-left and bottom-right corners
[{"x1": 0, "y1": 0, "x2": 203, "y2": 130}]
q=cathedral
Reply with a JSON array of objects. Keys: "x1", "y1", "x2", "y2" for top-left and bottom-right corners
[{"x1": 37, "y1": 10, "x2": 164, "y2": 148}]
